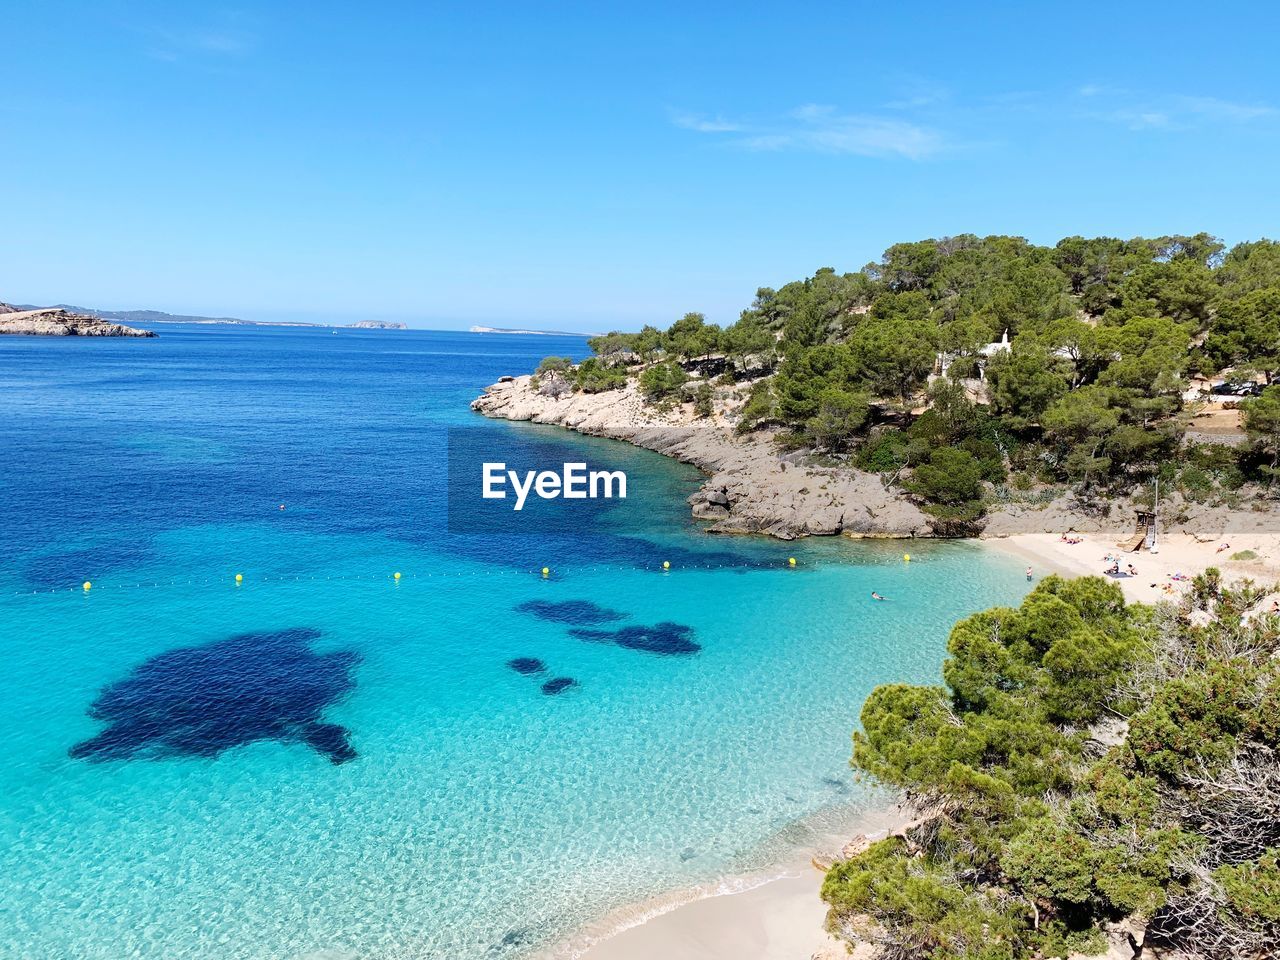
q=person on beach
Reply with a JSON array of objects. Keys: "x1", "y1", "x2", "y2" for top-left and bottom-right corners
[
  {"x1": 1026, "y1": 566, "x2": 1033, "y2": 581},
  {"x1": 1127, "y1": 564, "x2": 1138, "y2": 577}
]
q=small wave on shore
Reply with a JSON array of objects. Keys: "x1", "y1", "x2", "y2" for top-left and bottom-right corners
[{"x1": 534, "y1": 798, "x2": 906, "y2": 960}]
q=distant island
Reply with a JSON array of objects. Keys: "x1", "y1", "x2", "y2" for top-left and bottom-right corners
[
  {"x1": 469, "y1": 325, "x2": 592, "y2": 337},
  {"x1": 6, "y1": 300, "x2": 581, "y2": 335},
  {"x1": 5, "y1": 301, "x2": 408, "y2": 332},
  {"x1": 14, "y1": 303, "x2": 252, "y2": 325}
]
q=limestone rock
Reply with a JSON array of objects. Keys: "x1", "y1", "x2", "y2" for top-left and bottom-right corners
[{"x1": 0, "y1": 308, "x2": 155, "y2": 337}]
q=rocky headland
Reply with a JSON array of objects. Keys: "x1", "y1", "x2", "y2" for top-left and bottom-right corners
[
  {"x1": 473, "y1": 374, "x2": 933, "y2": 539},
  {"x1": 0, "y1": 305, "x2": 156, "y2": 337},
  {"x1": 472, "y1": 373, "x2": 1276, "y2": 542}
]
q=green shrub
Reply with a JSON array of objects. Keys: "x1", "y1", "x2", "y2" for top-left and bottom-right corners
[
  {"x1": 531, "y1": 355, "x2": 573, "y2": 386},
  {"x1": 638, "y1": 361, "x2": 688, "y2": 400},
  {"x1": 1177, "y1": 465, "x2": 1215, "y2": 502},
  {"x1": 534, "y1": 355, "x2": 572, "y2": 375},
  {"x1": 693, "y1": 382, "x2": 713, "y2": 418},
  {"x1": 573, "y1": 357, "x2": 627, "y2": 393},
  {"x1": 908, "y1": 447, "x2": 985, "y2": 505},
  {"x1": 1216, "y1": 850, "x2": 1280, "y2": 923},
  {"x1": 803, "y1": 389, "x2": 869, "y2": 451},
  {"x1": 736, "y1": 379, "x2": 776, "y2": 433},
  {"x1": 856, "y1": 429, "x2": 909, "y2": 473}
]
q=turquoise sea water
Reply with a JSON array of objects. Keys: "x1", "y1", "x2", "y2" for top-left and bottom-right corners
[{"x1": 0, "y1": 326, "x2": 1030, "y2": 959}]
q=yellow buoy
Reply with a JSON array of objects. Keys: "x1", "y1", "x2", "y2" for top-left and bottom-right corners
[
  {"x1": 662, "y1": 560, "x2": 670, "y2": 570},
  {"x1": 235, "y1": 573, "x2": 244, "y2": 583},
  {"x1": 82, "y1": 581, "x2": 92, "y2": 591},
  {"x1": 788, "y1": 557, "x2": 796, "y2": 567},
  {"x1": 394, "y1": 571, "x2": 402, "y2": 581},
  {"x1": 541, "y1": 567, "x2": 550, "y2": 577},
  {"x1": 903, "y1": 554, "x2": 911, "y2": 563}
]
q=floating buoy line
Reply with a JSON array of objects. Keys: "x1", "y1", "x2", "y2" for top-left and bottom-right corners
[{"x1": 8, "y1": 556, "x2": 848, "y2": 598}]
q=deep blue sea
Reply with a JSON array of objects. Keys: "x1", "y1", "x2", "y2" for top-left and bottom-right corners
[{"x1": 0, "y1": 325, "x2": 1030, "y2": 959}]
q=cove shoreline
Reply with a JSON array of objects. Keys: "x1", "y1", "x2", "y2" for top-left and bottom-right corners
[
  {"x1": 530, "y1": 534, "x2": 1279, "y2": 960},
  {"x1": 471, "y1": 374, "x2": 1280, "y2": 959},
  {"x1": 533, "y1": 802, "x2": 913, "y2": 960},
  {"x1": 526, "y1": 538, "x2": 1078, "y2": 960}
]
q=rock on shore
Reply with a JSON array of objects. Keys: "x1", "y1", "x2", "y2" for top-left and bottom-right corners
[
  {"x1": 0, "y1": 307, "x2": 156, "y2": 337},
  {"x1": 471, "y1": 375, "x2": 931, "y2": 539}
]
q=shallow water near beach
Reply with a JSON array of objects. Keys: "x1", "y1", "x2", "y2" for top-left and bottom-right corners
[{"x1": 0, "y1": 326, "x2": 1030, "y2": 959}]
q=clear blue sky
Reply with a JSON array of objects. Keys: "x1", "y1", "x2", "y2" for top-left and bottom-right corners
[{"x1": 4, "y1": 2, "x2": 1279, "y2": 331}]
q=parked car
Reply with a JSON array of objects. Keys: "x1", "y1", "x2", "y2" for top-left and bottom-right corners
[{"x1": 1211, "y1": 381, "x2": 1264, "y2": 397}]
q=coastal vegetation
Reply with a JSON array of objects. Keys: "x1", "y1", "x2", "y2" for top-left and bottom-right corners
[
  {"x1": 822, "y1": 575, "x2": 1280, "y2": 959},
  {"x1": 536, "y1": 234, "x2": 1280, "y2": 532},
  {"x1": 493, "y1": 239, "x2": 1280, "y2": 954}
]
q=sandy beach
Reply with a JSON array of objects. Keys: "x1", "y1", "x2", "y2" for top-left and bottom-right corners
[
  {"x1": 573, "y1": 867, "x2": 840, "y2": 960},
  {"x1": 540, "y1": 805, "x2": 908, "y2": 960},
  {"x1": 987, "y1": 531, "x2": 1280, "y2": 604}
]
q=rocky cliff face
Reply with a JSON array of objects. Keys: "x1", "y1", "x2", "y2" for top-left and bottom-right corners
[
  {"x1": 0, "y1": 308, "x2": 156, "y2": 337},
  {"x1": 471, "y1": 375, "x2": 932, "y2": 540}
]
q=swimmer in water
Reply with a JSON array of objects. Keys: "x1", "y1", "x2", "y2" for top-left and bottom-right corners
[{"x1": 871, "y1": 591, "x2": 886, "y2": 601}]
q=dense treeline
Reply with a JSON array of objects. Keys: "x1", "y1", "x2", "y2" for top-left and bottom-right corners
[
  {"x1": 544, "y1": 234, "x2": 1280, "y2": 530},
  {"x1": 822, "y1": 575, "x2": 1280, "y2": 959}
]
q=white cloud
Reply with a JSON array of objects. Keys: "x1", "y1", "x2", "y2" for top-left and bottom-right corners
[
  {"x1": 1179, "y1": 95, "x2": 1274, "y2": 122},
  {"x1": 190, "y1": 30, "x2": 255, "y2": 55},
  {"x1": 670, "y1": 111, "x2": 744, "y2": 134},
  {"x1": 881, "y1": 78, "x2": 950, "y2": 111},
  {"x1": 1081, "y1": 87, "x2": 1273, "y2": 131},
  {"x1": 673, "y1": 103, "x2": 942, "y2": 160},
  {"x1": 141, "y1": 16, "x2": 260, "y2": 61},
  {"x1": 1118, "y1": 110, "x2": 1172, "y2": 130}
]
